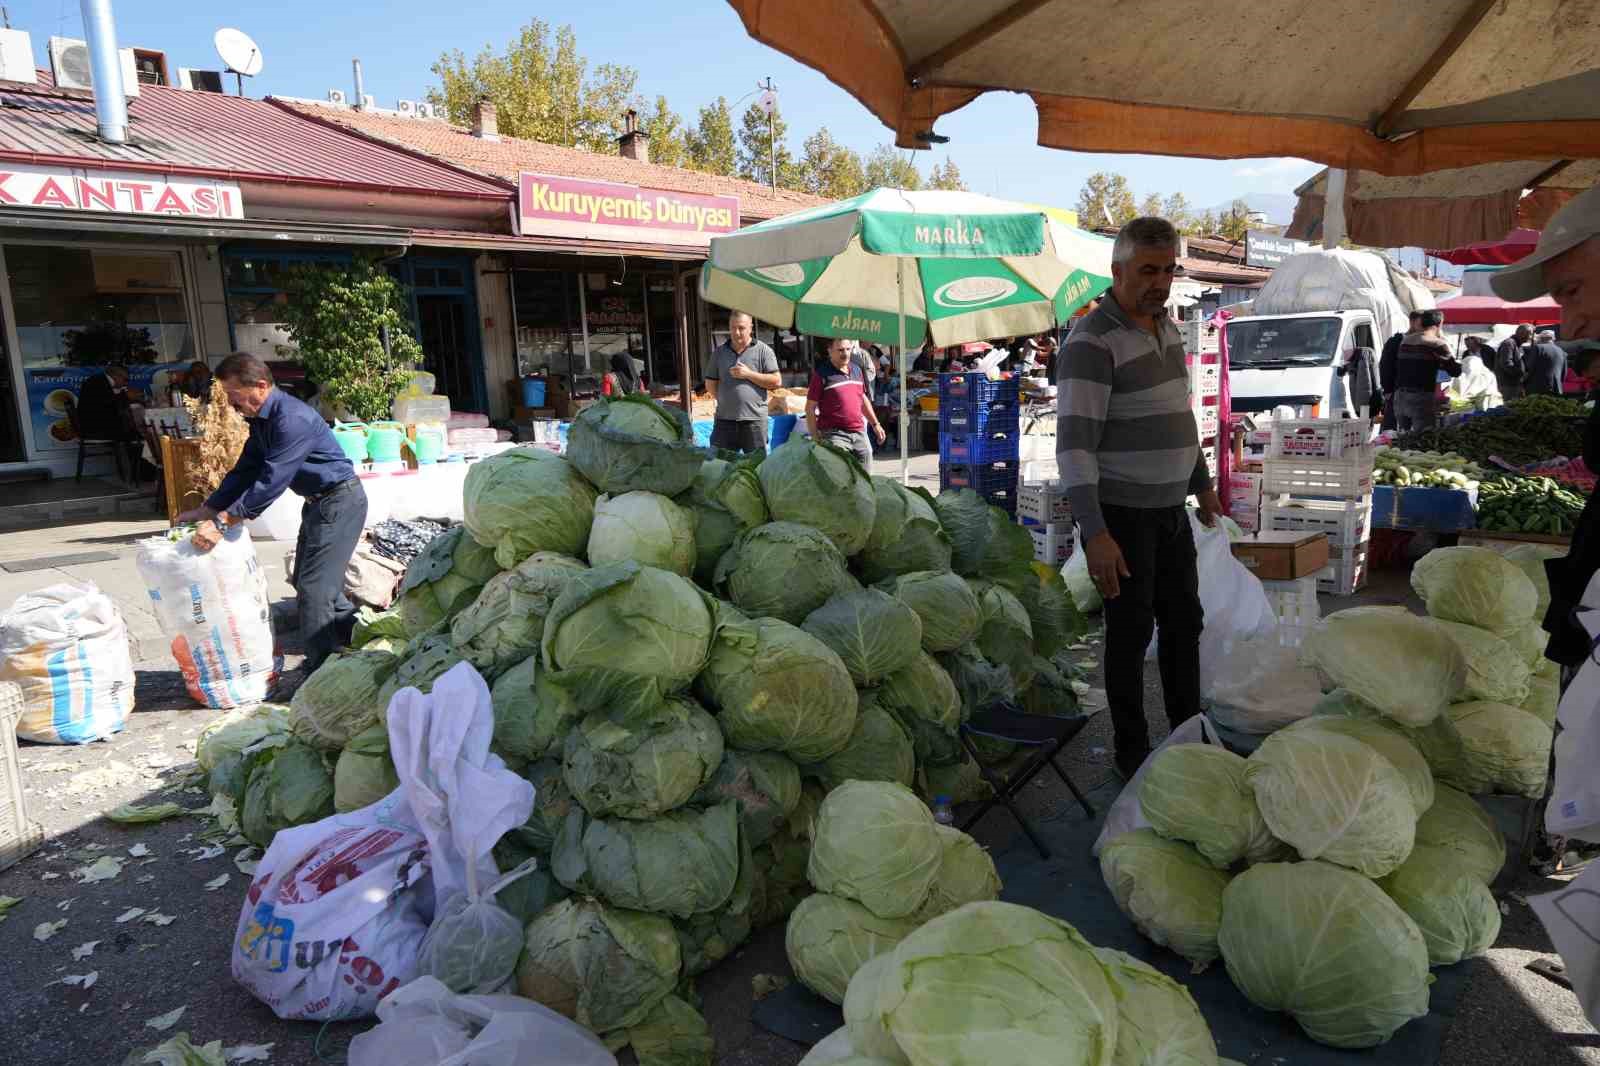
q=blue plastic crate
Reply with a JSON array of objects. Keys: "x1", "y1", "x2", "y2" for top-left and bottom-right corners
[
  {"x1": 1371, "y1": 485, "x2": 1478, "y2": 533},
  {"x1": 938, "y1": 481, "x2": 1018, "y2": 513},
  {"x1": 938, "y1": 372, "x2": 1019, "y2": 408},
  {"x1": 940, "y1": 460, "x2": 1020, "y2": 509},
  {"x1": 940, "y1": 401, "x2": 1020, "y2": 436},
  {"x1": 769, "y1": 414, "x2": 798, "y2": 448},
  {"x1": 939, "y1": 430, "x2": 1020, "y2": 465}
]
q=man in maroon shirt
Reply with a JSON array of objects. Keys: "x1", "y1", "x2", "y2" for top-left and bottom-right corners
[{"x1": 805, "y1": 337, "x2": 886, "y2": 468}]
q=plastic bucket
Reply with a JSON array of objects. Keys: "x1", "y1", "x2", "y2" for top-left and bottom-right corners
[
  {"x1": 332, "y1": 421, "x2": 369, "y2": 463},
  {"x1": 366, "y1": 421, "x2": 405, "y2": 463},
  {"x1": 408, "y1": 424, "x2": 446, "y2": 465},
  {"x1": 522, "y1": 377, "x2": 547, "y2": 407}
]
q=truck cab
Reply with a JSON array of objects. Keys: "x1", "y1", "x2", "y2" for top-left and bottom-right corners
[{"x1": 1225, "y1": 309, "x2": 1381, "y2": 417}]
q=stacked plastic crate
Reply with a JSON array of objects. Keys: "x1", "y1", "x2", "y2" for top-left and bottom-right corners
[
  {"x1": 1259, "y1": 417, "x2": 1375, "y2": 595},
  {"x1": 938, "y1": 371, "x2": 1022, "y2": 514},
  {"x1": 1183, "y1": 320, "x2": 1222, "y2": 484},
  {"x1": 1016, "y1": 480, "x2": 1073, "y2": 565}
]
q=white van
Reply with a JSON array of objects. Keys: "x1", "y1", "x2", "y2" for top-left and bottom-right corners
[{"x1": 1225, "y1": 308, "x2": 1384, "y2": 418}]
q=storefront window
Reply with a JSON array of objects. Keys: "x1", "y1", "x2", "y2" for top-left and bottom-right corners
[
  {"x1": 512, "y1": 269, "x2": 584, "y2": 376},
  {"x1": 584, "y1": 272, "x2": 645, "y2": 378},
  {"x1": 224, "y1": 249, "x2": 350, "y2": 361}
]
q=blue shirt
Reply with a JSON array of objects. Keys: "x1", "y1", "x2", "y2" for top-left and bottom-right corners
[{"x1": 206, "y1": 388, "x2": 356, "y2": 519}]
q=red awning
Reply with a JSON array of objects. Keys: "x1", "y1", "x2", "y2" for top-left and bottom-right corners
[
  {"x1": 1429, "y1": 228, "x2": 1541, "y2": 266},
  {"x1": 1437, "y1": 293, "x2": 1560, "y2": 326}
]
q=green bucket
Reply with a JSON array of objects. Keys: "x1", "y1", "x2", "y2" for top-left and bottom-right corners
[
  {"x1": 332, "y1": 421, "x2": 369, "y2": 463},
  {"x1": 407, "y1": 425, "x2": 445, "y2": 465},
  {"x1": 366, "y1": 421, "x2": 406, "y2": 463}
]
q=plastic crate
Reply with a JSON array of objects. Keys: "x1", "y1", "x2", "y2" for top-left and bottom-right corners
[
  {"x1": 1202, "y1": 444, "x2": 1218, "y2": 480},
  {"x1": 1184, "y1": 320, "x2": 1221, "y2": 355},
  {"x1": 939, "y1": 429, "x2": 1020, "y2": 465},
  {"x1": 940, "y1": 400, "x2": 1020, "y2": 437},
  {"x1": 938, "y1": 372, "x2": 1019, "y2": 409},
  {"x1": 1370, "y1": 485, "x2": 1478, "y2": 533},
  {"x1": 1260, "y1": 495, "x2": 1373, "y2": 548},
  {"x1": 941, "y1": 459, "x2": 1019, "y2": 495},
  {"x1": 0, "y1": 682, "x2": 44, "y2": 874},
  {"x1": 1232, "y1": 502, "x2": 1260, "y2": 532},
  {"x1": 1317, "y1": 543, "x2": 1370, "y2": 596},
  {"x1": 1193, "y1": 403, "x2": 1219, "y2": 440},
  {"x1": 1188, "y1": 360, "x2": 1221, "y2": 398},
  {"x1": 1262, "y1": 449, "x2": 1375, "y2": 499},
  {"x1": 1261, "y1": 575, "x2": 1320, "y2": 647},
  {"x1": 1017, "y1": 481, "x2": 1072, "y2": 524},
  {"x1": 1267, "y1": 417, "x2": 1370, "y2": 460},
  {"x1": 1026, "y1": 522, "x2": 1074, "y2": 566},
  {"x1": 1228, "y1": 471, "x2": 1263, "y2": 506}
]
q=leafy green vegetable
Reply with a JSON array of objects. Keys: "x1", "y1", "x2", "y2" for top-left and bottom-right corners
[
  {"x1": 463, "y1": 448, "x2": 597, "y2": 568},
  {"x1": 1502, "y1": 544, "x2": 1564, "y2": 618},
  {"x1": 690, "y1": 748, "x2": 801, "y2": 848},
  {"x1": 1302, "y1": 607, "x2": 1465, "y2": 726},
  {"x1": 1413, "y1": 785, "x2": 1504, "y2": 886},
  {"x1": 808, "y1": 781, "x2": 941, "y2": 920},
  {"x1": 802, "y1": 589, "x2": 923, "y2": 687},
  {"x1": 587, "y1": 491, "x2": 697, "y2": 576},
  {"x1": 858, "y1": 477, "x2": 952, "y2": 582},
  {"x1": 507, "y1": 758, "x2": 575, "y2": 854},
  {"x1": 786, "y1": 892, "x2": 919, "y2": 1005},
  {"x1": 567, "y1": 394, "x2": 706, "y2": 497},
  {"x1": 1411, "y1": 546, "x2": 1538, "y2": 636},
  {"x1": 106, "y1": 802, "x2": 186, "y2": 824},
  {"x1": 1094, "y1": 947, "x2": 1219, "y2": 1066},
  {"x1": 394, "y1": 525, "x2": 503, "y2": 631},
  {"x1": 1139, "y1": 745, "x2": 1280, "y2": 868},
  {"x1": 627, "y1": 994, "x2": 716, "y2": 1066},
  {"x1": 714, "y1": 522, "x2": 859, "y2": 624},
  {"x1": 911, "y1": 825, "x2": 1001, "y2": 923},
  {"x1": 1099, "y1": 828, "x2": 1230, "y2": 966},
  {"x1": 1430, "y1": 619, "x2": 1532, "y2": 706},
  {"x1": 375, "y1": 632, "x2": 463, "y2": 711},
  {"x1": 758, "y1": 436, "x2": 877, "y2": 556},
  {"x1": 451, "y1": 552, "x2": 587, "y2": 676},
  {"x1": 562, "y1": 696, "x2": 723, "y2": 820},
  {"x1": 515, "y1": 897, "x2": 682, "y2": 1032},
  {"x1": 681, "y1": 457, "x2": 769, "y2": 585},
  {"x1": 877, "y1": 653, "x2": 963, "y2": 767},
  {"x1": 239, "y1": 740, "x2": 334, "y2": 848},
  {"x1": 1281, "y1": 715, "x2": 1435, "y2": 817},
  {"x1": 1377, "y1": 843, "x2": 1501, "y2": 965},
  {"x1": 289, "y1": 649, "x2": 398, "y2": 749},
  {"x1": 554, "y1": 800, "x2": 741, "y2": 918},
  {"x1": 675, "y1": 828, "x2": 758, "y2": 977},
  {"x1": 1023, "y1": 561, "x2": 1086, "y2": 658},
  {"x1": 930, "y1": 489, "x2": 1034, "y2": 582},
  {"x1": 843, "y1": 953, "x2": 909, "y2": 1064},
  {"x1": 806, "y1": 695, "x2": 916, "y2": 792},
  {"x1": 1442, "y1": 700, "x2": 1553, "y2": 798},
  {"x1": 333, "y1": 723, "x2": 399, "y2": 812},
  {"x1": 877, "y1": 570, "x2": 980, "y2": 653}
]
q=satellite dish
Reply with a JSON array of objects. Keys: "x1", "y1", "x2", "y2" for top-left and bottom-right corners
[{"x1": 214, "y1": 28, "x2": 263, "y2": 77}]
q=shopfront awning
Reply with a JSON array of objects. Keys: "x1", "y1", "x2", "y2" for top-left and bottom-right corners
[{"x1": 0, "y1": 209, "x2": 413, "y2": 247}]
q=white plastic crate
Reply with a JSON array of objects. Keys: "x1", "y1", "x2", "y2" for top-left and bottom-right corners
[
  {"x1": 1188, "y1": 360, "x2": 1221, "y2": 399},
  {"x1": 1027, "y1": 522, "x2": 1074, "y2": 566},
  {"x1": 1016, "y1": 481, "x2": 1072, "y2": 524},
  {"x1": 1203, "y1": 444, "x2": 1218, "y2": 480},
  {"x1": 1232, "y1": 502, "x2": 1260, "y2": 532},
  {"x1": 1317, "y1": 543, "x2": 1370, "y2": 596},
  {"x1": 0, "y1": 682, "x2": 44, "y2": 874},
  {"x1": 1193, "y1": 402, "x2": 1219, "y2": 440},
  {"x1": 1267, "y1": 417, "x2": 1370, "y2": 460},
  {"x1": 1228, "y1": 471, "x2": 1263, "y2": 506},
  {"x1": 1184, "y1": 320, "x2": 1221, "y2": 355},
  {"x1": 1260, "y1": 495, "x2": 1373, "y2": 548},
  {"x1": 1261, "y1": 575, "x2": 1320, "y2": 646},
  {"x1": 1262, "y1": 448, "x2": 1375, "y2": 499}
]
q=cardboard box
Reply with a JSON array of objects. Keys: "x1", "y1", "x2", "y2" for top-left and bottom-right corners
[
  {"x1": 1229, "y1": 530, "x2": 1331, "y2": 580},
  {"x1": 514, "y1": 405, "x2": 556, "y2": 422}
]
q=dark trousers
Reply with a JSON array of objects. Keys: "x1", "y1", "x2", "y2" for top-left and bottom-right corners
[
  {"x1": 710, "y1": 418, "x2": 767, "y2": 453},
  {"x1": 294, "y1": 479, "x2": 367, "y2": 671},
  {"x1": 1100, "y1": 503, "x2": 1204, "y2": 767}
]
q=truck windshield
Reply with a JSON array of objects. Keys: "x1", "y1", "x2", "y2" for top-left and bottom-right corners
[{"x1": 1225, "y1": 317, "x2": 1342, "y2": 368}]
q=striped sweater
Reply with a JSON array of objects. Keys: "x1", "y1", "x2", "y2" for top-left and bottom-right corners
[{"x1": 1056, "y1": 295, "x2": 1210, "y2": 540}]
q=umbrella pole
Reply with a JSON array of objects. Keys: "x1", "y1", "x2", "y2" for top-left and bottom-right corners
[{"x1": 897, "y1": 257, "x2": 909, "y2": 485}]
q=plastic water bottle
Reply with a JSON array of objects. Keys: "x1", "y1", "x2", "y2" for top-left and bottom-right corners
[{"x1": 932, "y1": 795, "x2": 955, "y2": 826}]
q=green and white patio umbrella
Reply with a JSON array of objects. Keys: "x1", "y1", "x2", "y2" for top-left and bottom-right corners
[{"x1": 700, "y1": 187, "x2": 1112, "y2": 480}]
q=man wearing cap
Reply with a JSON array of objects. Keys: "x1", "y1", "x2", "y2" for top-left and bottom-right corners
[{"x1": 1491, "y1": 185, "x2": 1600, "y2": 667}]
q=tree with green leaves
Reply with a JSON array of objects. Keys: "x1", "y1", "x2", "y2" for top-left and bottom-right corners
[
  {"x1": 1192, "y1": 210, "x2": 1220, "y2": 236},
  {"x1": 737, "y1": 102, "x2": 802, "y2": 187},
  {"x1": 276, "y1": 257, "x2": 423, "y2": 422},
  {"x1": 428, "y1": 20, "x2": 640, "y2": 153},
  {"x1": 1138, "y1": 193, "x2": 1163, "y2": 218},
  {"x1": 1163, "y1": 192, "x2": 1195, "y2": 233},
  {"x1": 644, "y1": 95, "x2": 687, "y2": 168},
  {"x1": 1075, "y1": 172, "x2": 1137, "y2": 228},
  {"x1": 926, "y1": 157, "x2": 967, "y2": 191},
  {"x1": 863, "y1": 144, "x2": 921, "y2": 190},
  {"x1": 1218, "y1": 199, "x2": 1252, "y2": 241},
  {"x1": 797, "y1": 127, "x2": 867, "y2": 199},
  {"x1": 688, "y1": 97, "x2": 737, "y2": 176}
]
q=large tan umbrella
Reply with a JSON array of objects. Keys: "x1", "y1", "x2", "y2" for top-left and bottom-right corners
[
  {"x1": 1284, "y1": 159, "x2": 1600, "y2": 248},
  {"x1": 726, "y1": 0, "x2": 1600, "y2": 176}
]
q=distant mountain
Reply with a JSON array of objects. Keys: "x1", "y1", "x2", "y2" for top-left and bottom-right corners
[{"x1": 1204, "y1": 192, "x2": 1298, "y2": 226}]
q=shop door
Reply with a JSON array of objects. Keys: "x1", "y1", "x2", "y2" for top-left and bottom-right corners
[
  {"x1": 416, "y1": 294, "x2": 478, "y2": 413},
  {"x1": 0, "y1": 302, "x2": 24, "y2": 462}
]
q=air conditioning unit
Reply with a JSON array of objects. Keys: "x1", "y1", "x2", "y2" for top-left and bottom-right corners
[
  {"x1": 0, "y1": 28, "x2": 36, "y2": 85},
  {"x1": 178, "y1": 68, "x2": 224, "y2": 93},
  {"x1": 396, "y1": 99, "x2": 417, "y2": 117},
  {"x1": 327, "y1": 88, "x2": 348, "y2": 106},
  {"x1": 414, "y1": 102, "x2": 434, "y2": 120},
  {"x1": 48, "y1": 38, "x2": 140, "y2": 96},
  {"x1": 360, "y1": 94, "x2": 375, "y2": 110}
]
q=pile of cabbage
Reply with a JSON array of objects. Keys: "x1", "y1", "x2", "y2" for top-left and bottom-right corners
[
  {"x1": 1096, "y1": 544, "x2": 1557, "y2": 1050},
  {"x1": 199, "y1": 395, "x2": 1092, "y2": 1065}
]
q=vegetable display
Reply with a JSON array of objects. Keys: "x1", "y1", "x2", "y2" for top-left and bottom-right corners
[
  {"x1": 1394, "y1": 395, "x2": 1585, "y2": 466},
  {"x1": 1373, "y1": 448, "x2": 1484, "y2": 489},
  {"x1": 1474, "y1": 475, "x2": 1586, "y2": 535}
]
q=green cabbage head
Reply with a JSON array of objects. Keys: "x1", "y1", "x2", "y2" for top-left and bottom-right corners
[
  {"x1": 681, "y1": 457, "x2": 769, "y2": 585},
  {"x1": 562, "y1": 696, "x2": 724, "y2": 820},
  {"x1": 1502, "y1": 543, "x2": 1564, "y2": 618},
  {"x1": 911, "y1": 825, "x2": 1001, "y2": 923},
  {"x1": 787, "y1": 892, "x2": 920, "y2": 1005},
  {"x1": 463, "y1": 448, "x2": 598, "y2": 568},
  {"x1": 931, "y1": 489, "x2": 1035, "y2": 581},
  {"x1": 515, "y1": 897, "x2": 681, "y2": 1032},
  {"x1": 1246, "y1": 728, "x2": 1417, "y2": 877},
  {"x1": 675, "y1": 828, "x2": 758, "y2": 976},
  {"x1": 552, "y1": 800, "x2": 741, "y2": 918},
  {"x1": 1025, "y1": 561, "x2": 1086, "y2": 658},
  {"x1": 1099, "y1": 828, "x2": 1230, "y2": 966},
  {"x1": 395, "y1": 525, "x2": 503, "y2": 632},
  {"x1": 1139, "y1": 744, "x2": 1280, "y2": 868},
  {"x1": 696, "y1": 613, "x2": 859, "y2": 762},
  {"x1": 566, "y1": 393, "x2": 706, "y2": 497},
  {"x1": 1522, "y1": 667, "x2": 1559, "y2": 727},
  {"x1": 507, "y1": 758, "x2": 575, "y2": 854},
  {"x1": 968, "y1": 579, "x2": 1035, "y2": 681},
  {"x1": 858, "y1": 477, "x2": 952, "y2": 582},
  {"x1": 587, "y1": 491, "x2": 696, "y2": 576},
  {"x1": 843, "y1": 953, "x2": 909, "y2": 1064},
  {"x1": 239, "y1": 740, "x2": 334, "y2": 848},
  {"x1": 1442, "y1": 700, "x2": 1553, "y2": 798},
  {"x1": 196, "y1": 702, "x2": 289, "y2": 780},
  {"x1": 1377, "y1": 843, "x2": 1501, "y2": 965},
  {"x1": 375, "y1": 632, "x2": 464, "y2": 712},
  {"x1": 691, "y1": 748, "x2": 802, "y2": 848},
  {"x1": 1301, "y1": 607, "x2": 1465, "y2": 726},
  {"x1": 877, "y1": 570, "x2": 980, "y2": 653},
  {"x1": 875, "y1": 901, "x2": 1120, "y2": 1066},
  {"x1": 1094, "y1": 947, "x2": 1219, "y2": 1066},
  {"x1": 1413, "y1": 784, "x2": 1504, "y2": 886},
  {"x1": 877, "y1": 653, "x2": 963, "y2": 767},
  {"x1": 334, "y1": 723, "x2": 399, "y2": 813},
  {"x1": 1280, "y1": 715, "x2": 1435, "y2": 817},
  {"x1": 450, "y1": 552, "x2": 587, "y2": 676},
  {"x1": 1411, "y1": 545, "x2": 1538, "y2": 636},
  {"x1": 489, "y1": 654, "x2": 583, "y2": 765},
  {"x1": 289, "y1": 649, "x2": 398, "y2": 749},
  {"x1": 758, "y1": 436, "x2": 877, "y2": 556},
  {"x1": 806, "y1": 694, "x2": 916, "y2": 792},
  {"x1": 1218, "y1": 861, "x2": 1431, "y2": 1049},
  {"x1": 803, "y1": 589, "x2": 924, "y2": 687},
  {"x1": 715, "y1": 521, "x2": 860, "y2": 624},
  {"x1": 1430, "y1": 619, "x2": 1532, "y2": 705},
  {"x1": 808, "y1": 780, "x2": 941, "y2": 920}
]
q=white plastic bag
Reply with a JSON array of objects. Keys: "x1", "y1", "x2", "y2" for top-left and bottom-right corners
[
  {"x1": 1546, "y1": 571, "x2": 1600, "y2": 843},
  {"x1": 0, "y1": 581, "x2": 134, "y2": 744},
  {"x1": 347, "y1": 976, "x2": 617, "y2": 1066},
  {"x1": 1531, "y1": 860, "x2": 1600, "y2": 1030},
  {"x1": 1092, "y1": 713, "x2": 1222, "y2": 856},
  {"x1": 136, "y1": 525, "x2": 277, "y2": 708},
  {"x1": 1205, "y1": 630, "x2": 1325, "y2": 734},
  {"x1": 232, "y1": 663, "x2": 535, "y2": 1021}
]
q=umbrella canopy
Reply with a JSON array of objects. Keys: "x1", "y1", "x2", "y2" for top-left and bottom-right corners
[
  {"x1": 725, "y1": 0, "x2": 1600, "y2": 176},
  {"x1": 701, "y1": 188, "x2": 1111, "y2": 348},
  {"x1": 1286, "y1": 159, "x2": 1600, "y2": 248},
  {"x1": 1438, "y1": 293, "x2": 1560, "y2": 325},
  {"x1": 1430, "y1": 228, "x2": 1542, "y2": 266}
]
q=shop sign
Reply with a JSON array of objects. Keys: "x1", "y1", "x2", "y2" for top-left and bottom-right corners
[
  {"x1": 0, "y1": 163, "x2": 243, "y2": 219},
  {"x1": 1245, "y1": 229, "x2": 1310, "y2": 269},
  {"x1": 518, "y1": 173, "x2": 738, "y2": 247},
  {"x1": 585, "y1": 293, "x2": 645, "y2": 331},
  {"x1": 25, "y1": 362, "x2": 189, "y2": 451}
]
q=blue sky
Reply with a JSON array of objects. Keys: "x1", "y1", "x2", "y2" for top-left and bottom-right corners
[{"x1": 10, "y1": 0, "x2": 1326, "y2": 215}]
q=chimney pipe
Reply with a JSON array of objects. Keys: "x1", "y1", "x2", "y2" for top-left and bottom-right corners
[
  {"x1": 352, "y1": 58, "x2": 365, "y2": 110},
  {"x1": 471, "y1": 97, "x2": 498, "y2": 141},
  {"x1": 79, "y1": 0, "x2": 127, "y2": 144}
]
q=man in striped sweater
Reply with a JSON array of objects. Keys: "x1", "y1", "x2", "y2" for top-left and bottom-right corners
[{"x1": 1057, "y1": 216, "x2": 1221, "y2": 779}]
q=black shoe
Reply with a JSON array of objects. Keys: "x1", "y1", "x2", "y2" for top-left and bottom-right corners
[{"x1": 1114, "y1": 751, "x2": 1149, "y2": 783}]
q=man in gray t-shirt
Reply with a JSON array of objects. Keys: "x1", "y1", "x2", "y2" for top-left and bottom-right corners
[{"x1": 705, "y1": 310, "x2": 781, "y2": 453}]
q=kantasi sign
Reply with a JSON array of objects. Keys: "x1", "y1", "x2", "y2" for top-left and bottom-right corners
[
  {"x1": 518, "y1": 173, "x2": 739, "y2": 247},
  {"x1": 0, "y1": 163, "x2": 243, "y2": 218}
]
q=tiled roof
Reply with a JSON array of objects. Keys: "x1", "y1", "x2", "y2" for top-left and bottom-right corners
[
  {"x1": 274, "y1": 99, "x2": 829, "y2": 222},
  {"x1": 1179, "y1": 256, "x2": 1271, "y2": 286},
  {"x1": 0, "y1": 70, "x2": 506, "y2": 198}
]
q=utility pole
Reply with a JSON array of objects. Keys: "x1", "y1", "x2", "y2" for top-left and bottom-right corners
[{"x1": 762, "y1": 77, "x2": 777, "y2": 195}]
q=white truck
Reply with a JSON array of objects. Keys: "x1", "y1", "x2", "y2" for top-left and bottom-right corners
[{"x1": 1224, "y1": 249, "x2": 1434, "y2": 417}]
